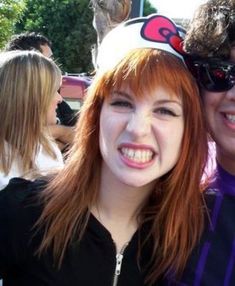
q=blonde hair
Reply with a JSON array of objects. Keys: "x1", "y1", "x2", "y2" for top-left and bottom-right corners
[
  {"x1": 37, "y1": 49, "x2": 208, "y2": 283},
  {"x1": 0, "y1": 50, "x2": 61, "y2": 175}
]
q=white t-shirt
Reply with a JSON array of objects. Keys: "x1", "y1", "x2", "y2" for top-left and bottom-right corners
[{"x1": 0, "y1": 141, "x2": 64, "y2": 191}]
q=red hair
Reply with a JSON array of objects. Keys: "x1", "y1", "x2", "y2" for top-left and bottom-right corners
[{"x1": 37, "y1": 49, "x2": 208, "y2": 283}]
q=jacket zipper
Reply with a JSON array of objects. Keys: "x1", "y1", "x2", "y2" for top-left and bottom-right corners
[{"x1": 112, "y1": 243, "x2": 128, "y2": 286}]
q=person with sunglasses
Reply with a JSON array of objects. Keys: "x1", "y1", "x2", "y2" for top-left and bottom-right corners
[{"x1": 162, "y1": 0, "x2": 235, "y2": 285}]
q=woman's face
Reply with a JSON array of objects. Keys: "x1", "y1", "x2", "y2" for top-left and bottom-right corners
[
  {"x1": 99, "y1": 85, "x2": 184, "y2": 188},
  {"x1": 202, "y1": 46, "x2": 235, "y2": 168},
  {"x1": 47, "y1": 80, "x2": 62, "y2": 125}
]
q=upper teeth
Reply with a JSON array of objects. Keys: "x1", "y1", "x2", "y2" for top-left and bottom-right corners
[
  {"x1": 226, "y1": 114, "x2": 235, "y2": 123},
  {"x1": 121, "y1": 148, "x2": 153, "y2": 163}
]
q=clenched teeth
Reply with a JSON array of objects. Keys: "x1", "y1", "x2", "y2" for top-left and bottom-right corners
[
  {"x1": 225, "y1": 114, "x2": 235, "y2": 123},
  {"x1": 121, "y1": 148, "x2": 153, "y2": 163}
]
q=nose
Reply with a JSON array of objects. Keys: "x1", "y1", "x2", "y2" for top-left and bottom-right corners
[
  {"x1": 126, "y1": 111, "x2": 151, "y2": 139},
  {"x1": 56, "y1": 91, "x2": 63, "y2": 104}
]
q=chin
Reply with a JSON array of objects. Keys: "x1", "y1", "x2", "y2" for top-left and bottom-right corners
[
  {"x1": 51, "y1": 116, "x2": 58, "y2": 125},
  {"x1": 121, "y1": 177, "x2": 155, "y2": 189}
]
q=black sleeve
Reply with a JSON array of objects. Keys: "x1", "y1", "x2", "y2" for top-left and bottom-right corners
[{"x1": 0, "y1": 178, "x2": 43, "y2": 278}]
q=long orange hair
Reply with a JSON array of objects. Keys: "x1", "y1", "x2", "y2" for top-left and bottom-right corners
[{"x1": 37, "y1": 49, "x2": 208, "y2": 284}]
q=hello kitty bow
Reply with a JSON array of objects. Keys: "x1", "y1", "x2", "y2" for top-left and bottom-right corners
[{"x1": 97, "y1": 14, "x2": 186, "y2": 73}]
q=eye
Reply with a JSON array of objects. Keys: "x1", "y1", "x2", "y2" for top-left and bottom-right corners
[
  {"x1": 154, "y1": 107, "x2": 178, "y2": 117},
  {"x1": 110, "y1": 100, "x2": 133, "y2": 109}
]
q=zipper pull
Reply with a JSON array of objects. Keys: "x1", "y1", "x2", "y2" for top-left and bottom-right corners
[
  {"x1": 112, "y1": 243, "x2": 128, "y2": 286},
  {"x1": 115, "y1": 253, "x2": 124, "y2": 275}
]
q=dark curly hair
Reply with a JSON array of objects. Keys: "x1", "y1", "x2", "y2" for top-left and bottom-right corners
[
  {"x1": 5, "y1": 32, "x2": 52, "y2": 53},
  {"x1": 184, "y1": 0, "x2": 235, "y2": 59}
]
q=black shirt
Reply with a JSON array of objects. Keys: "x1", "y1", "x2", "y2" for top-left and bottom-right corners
[
  {"x1": 162, "y1": 164, "x2": 235, "y2": 286},
  {"x1": 56, "y1": 101, "x2": 77, "y2": 127},
  {"x1": 0, "y1": 178, "x2": 154, "y2": 286}
]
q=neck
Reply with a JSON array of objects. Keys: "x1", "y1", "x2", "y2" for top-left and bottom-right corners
[
  {"x1": 217, "y1": 147, "x2": 235, "y2": 175},
  {"x1": 98, "y1": 162, "x2": 154, "y2": 222},
  {"x1": 91, "y1": 162, "x2": 154, "y2": 251}
]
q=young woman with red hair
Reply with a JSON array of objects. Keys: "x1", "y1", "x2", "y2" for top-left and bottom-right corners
[{"x1": 0, "y1": 14, "x2": 208, "y2": 285}]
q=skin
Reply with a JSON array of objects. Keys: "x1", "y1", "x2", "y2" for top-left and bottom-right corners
[
  {"x1": 203, "y1": 46, "x2": 235, "y2": 174},
  {"x1": 95, "y1": 85, "x2": 184, "y2": 251},
  {"x1": 47, "y1": 85, "x2": 75, "y2": 149},
  {"x1": 47, "y1": 90, "x2": 62, "y2": 125},
  {"x1": 40, "y1": 44, "x2": 75, "y2": 150},
  {"x1": 40, "y1": 44, "x2": 53, "y2": 58}
]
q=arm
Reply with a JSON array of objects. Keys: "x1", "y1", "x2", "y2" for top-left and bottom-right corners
[{"x1": 48, "y1": 125, "x2": 75, "y2": 145}]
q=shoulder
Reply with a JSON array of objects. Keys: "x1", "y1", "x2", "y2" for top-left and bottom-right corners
[
  {"x1": 0, "y1": 178, "x2": 46, "y2": 226},
  {"x1": 0, "y1": 177, "x2": 46, "y2": 199},
  {"x1": 0, "y1": 178, "x2": 46, "y2": 240},
  {"x1": 36, "y1": 142, "x2": 64, "y2": 171},
  {"x1": 0, "y1": 143, "x2": 23, "y2": 190},
  {"x1": 0, "y1": 178, "x2": 47, "y2": 270},
  {"x1": 203, "y1": 185, "x2": 222, "y2": 207}
]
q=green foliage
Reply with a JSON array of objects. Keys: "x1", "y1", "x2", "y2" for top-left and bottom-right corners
[
  {"x1": 0, "y1": 0, "x2": 25, "y2": 49},
  {"x1": 13, "y1": 0, "x2": 157, "y2": 72},
  {"x1": 143, "y1": 0, "x2": 157, "y2": 16},
  {"x1": 16, "y1": 0, "x2": 96, "y2": 73}
]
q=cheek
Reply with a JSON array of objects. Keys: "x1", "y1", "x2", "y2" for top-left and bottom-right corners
[
  {"x1": 49, "y1": 100, "x2": 57, "y2": 116},
  {"x1": 202, "y1": 90, "x2": 222, "y2": 108},
  {"x1": 155, "y1": 124, "x2": 184, "y2": 172},
  {"x1": 230, "y1": 47, "x2": 235, "y2": 61},
  {"x1": 99, "y1": 108, "x2": 112, "y2": 156},
  {"x1": 168, "y1": 124, "x2": 184, "y2": 163},
  {"x1": 169, "y1": 123, "x2": 184, "y2": 149},
  {"x1": 52, "y1": 97, "x2": 59, "y2": 109},
  {"x1": 99, "y1": 107, "x2": 126, "y2": 158},
  {"x1": 99, "y1": 115, "x2": 118, "y2": 148},
  {"x1": 155, "y1": 120, "x2": 184, "y2": 147},
  {"x1": 46, "y1": 100, "x2": 58, "y2": 124},
  {"x1": 203, "y1": 92, "x2": 220, "y2": 121}
]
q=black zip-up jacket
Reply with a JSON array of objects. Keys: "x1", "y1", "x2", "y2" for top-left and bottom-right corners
[{"x1": 0, "y1": 178, "x2": 155, "y2": 286}]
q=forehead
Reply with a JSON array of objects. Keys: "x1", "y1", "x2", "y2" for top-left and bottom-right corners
[{"x1": 112, "y1": 84, "x2": 182, "y2": 103}]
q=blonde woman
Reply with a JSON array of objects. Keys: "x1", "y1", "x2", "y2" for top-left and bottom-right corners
[{"x1": 0, "y1": 51, "x2": 64, "y2": 190}]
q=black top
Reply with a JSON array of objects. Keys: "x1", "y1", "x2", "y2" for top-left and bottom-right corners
[
  {"x1": 163, "y1": 164, "x2": 235, "y2": 286},
  {"x1": 0, "y1": 178, "x2": 154, "y2": 286},
  {"x1": 56, "y1": 100, "x2": 77, "y2": 127}
]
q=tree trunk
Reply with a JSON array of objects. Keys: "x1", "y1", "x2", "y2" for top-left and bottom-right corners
[
  {"x1": 90, "y1": 0, "x2": 132, "y2": 68},
  {"x1": 91, "y1": 0, "x2": 132, "y2": 44}
]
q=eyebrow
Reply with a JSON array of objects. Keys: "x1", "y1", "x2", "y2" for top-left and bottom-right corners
[
  {"x1": 155, "y1": 99, "x2": 182, "y2": 107},
  {"x1": 112, "y1": 90, "x2": 182, "y2": 106},
  {"x1": 112, "y1": 90, "x2": 131, "y2": 99}
]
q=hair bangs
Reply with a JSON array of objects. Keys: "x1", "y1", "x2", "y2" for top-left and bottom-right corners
[{"x1": 98, "y1": 49, "x2": 193, "y2": 103}]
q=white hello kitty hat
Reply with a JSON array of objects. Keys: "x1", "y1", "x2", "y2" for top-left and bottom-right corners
[{"x1": 97, "y1": 14, "x2": 187, "y2": 74}]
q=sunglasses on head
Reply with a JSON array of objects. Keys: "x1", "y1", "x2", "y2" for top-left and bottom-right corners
[{"x1": 190, "y1": 58, "x2": 235, "y2": 92}]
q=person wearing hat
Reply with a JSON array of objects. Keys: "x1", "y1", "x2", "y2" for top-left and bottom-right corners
[{"x1": 0, "y1": 14, "x2": 207, "y2": 285}]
